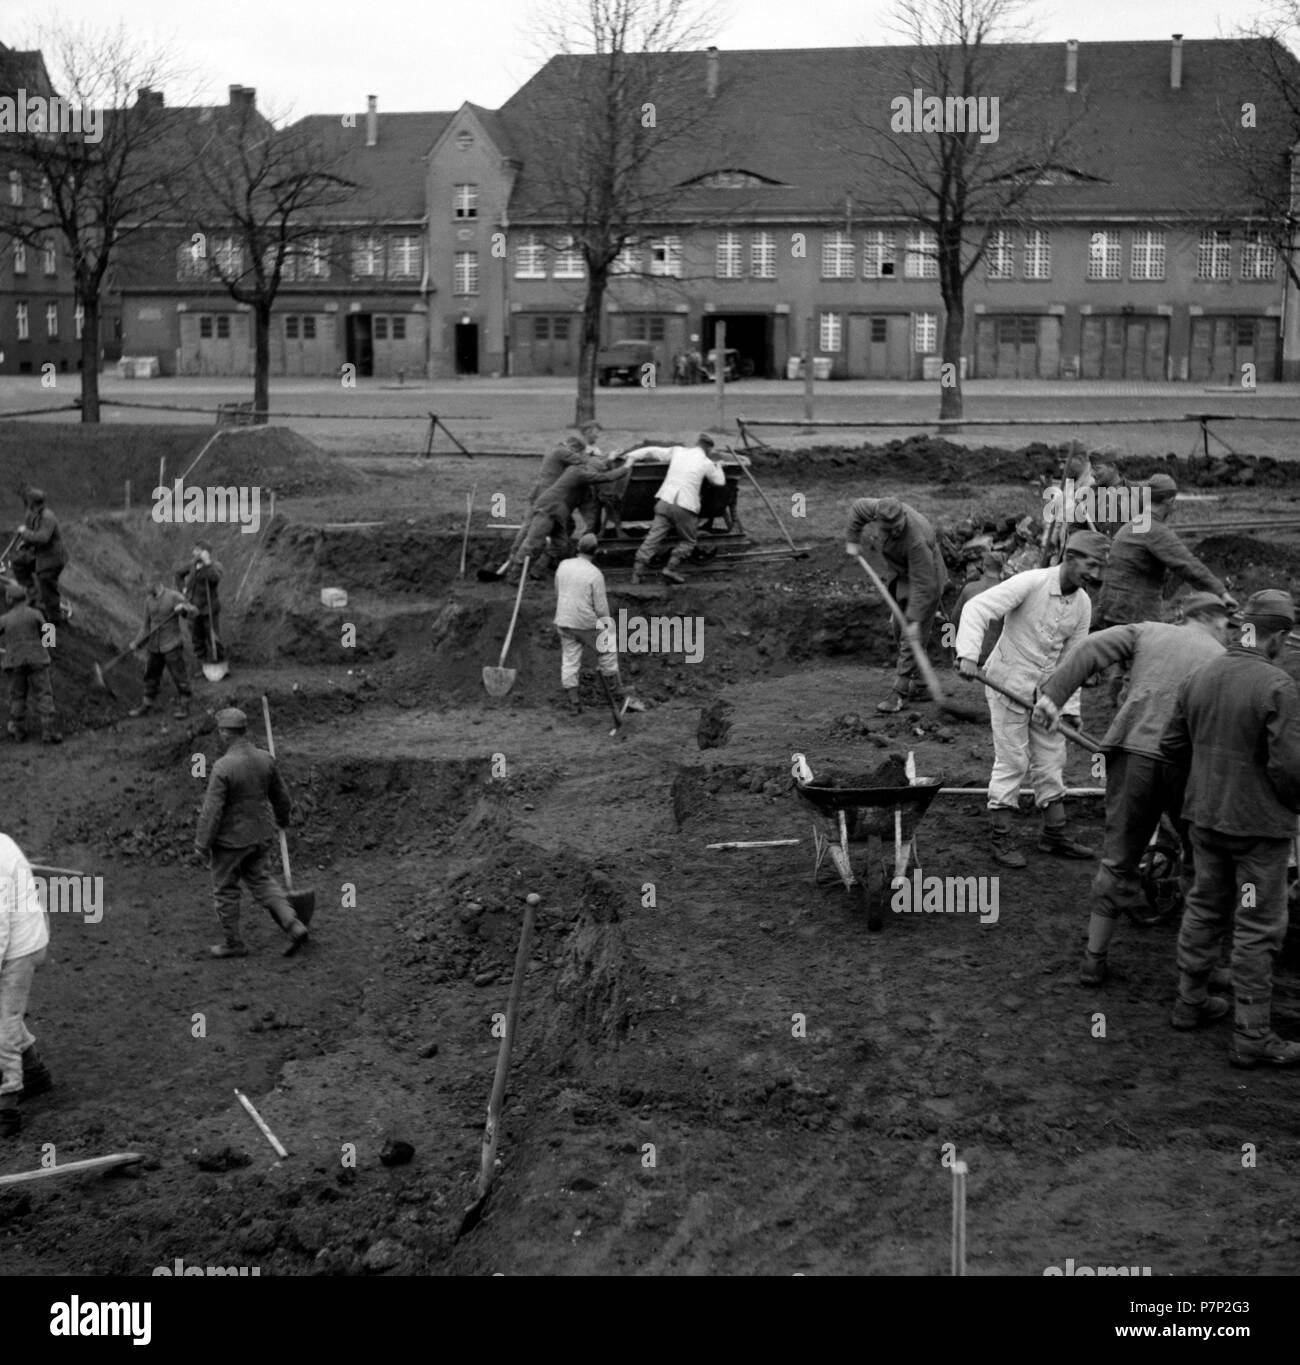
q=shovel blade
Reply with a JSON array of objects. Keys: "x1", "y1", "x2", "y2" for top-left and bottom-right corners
[
  {"x1": 476, "y1": 567, "x2": 505, "y2": 582},
  {"x1": 202, "y1": 661, "x2": 229, "y2": 682},
  {"x1": 482, "y1": 666, "x2": 516, "y2": 697},
  {"x1": 288, "y1": 889, "x2": 315, "y2": 926}
]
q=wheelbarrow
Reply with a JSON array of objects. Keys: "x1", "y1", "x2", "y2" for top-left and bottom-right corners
[{"x1": 792, "y1": 753, "x2": 944, "y2": 931}]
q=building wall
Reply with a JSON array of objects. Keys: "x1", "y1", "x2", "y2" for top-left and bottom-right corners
[{"x1": 0, "y1": 234, "x2": 80, "y2": 376}]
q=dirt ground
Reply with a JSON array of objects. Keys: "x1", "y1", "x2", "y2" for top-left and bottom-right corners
[{"x1": 5, "y1": 419, "x2": 1300, "y2": 1277}]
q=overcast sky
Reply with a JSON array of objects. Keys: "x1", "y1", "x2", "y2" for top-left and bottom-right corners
[{"x1": 13, "y1": 0, "x2": 1270, "y2": 117}]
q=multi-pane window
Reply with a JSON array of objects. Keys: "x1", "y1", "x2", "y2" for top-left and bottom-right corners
[
  {"x1": 9, "y1": 173, "x2": 21, "y2": 206},
  {"x1": 1023, "y1": 229, "x2": 1051, "y2": 280},
  {"x1": 553, "y1": 237, "x2": 585, "y2": 278},
  {"x1": 1130, "y1": 229, "x2": 1165, "y2": 280},
  {"x1": 862, "y1": 229, "x2": 896, "y2": 279},
  {"x1": 216, "y1": 316, "x2": 231, "y2": 339},
  {"x1": 198, "y1": 315, "x2": 231, "y2": 340},
  {"x1": 819, "y1": 311, "x2": 842, "y2": 352},
  {"x1": 1087, "y1": 230, "x2": 1121, "y2": 280},
  {"x1": 74, "y1": 302, "x2": 84, "y2": 340},
  {"x1": 904, "y1": 228, "x2": 938, "y2": 279},
  {"x1": 716, "y1": 231, "x2": 743, "y2": 278},
  {"x1": 45, "y1": 303, "x2": 58, "y2": 337},
  {"x1": 1196, "y1": 229, "x2": 1231, "y2": 280},
  {"x1": 285, "y1": 315, "x2": 318, "y2": 340},
  {"x1": 821, "y1": 231, "x2": 855, "y2": 279},
  {"x1": 611, "y1": 245, "x2": 641, "y2": 275},
  {"x1": 177, "y1": 240, "x2": 206, "y2": 280},
  {"x1": 532, "y1": 316, "x2": 569, "y2": 340},
  {"x1": 391, "y1": 316, "x2": 406, "y2": 340},
  {"x1": 914, "y1": 312, "x2": 938, "y2": 353},
  {"x1": 199, "y1": 315, "x2": 212, "y2": 339},
  {"x1": 985, "y1": 229, "x2": 1015, "y2": 280},
  {"x1": 1242, "y1": 230, "x2": 1276, "y2": 281},
  {"x1": 12, "y1": 242, "x2": 25, "y2": 275},
  {"x1": 212, "y1": 237, "x2": 243, "y2": 278},
  {"x1": 627, "y1": 316, "x2": 665, "y2": 341},
  {"x1": 15, "y1": 302, "x2": 28, "y2": 339},
  {"x1": 454, "y1": 250, "x2": 478, "y2": 294},
  {"x1": 353, "y1": 235, "x2": 383, "y2": 277},
  {"x1": 750, "y1": 231, "x2": 776, "y2": 278},
  {"x1": 649, "y1": 237, "x2": 682, "y2": 277},
  {"x1": 388, "y1": 235, "x2": 422, "y2": 279},
  {"x1": 515, "y1": 234, "x2": 546, "y2": 279},
  {"x1": 453, "y1": 184, "x2": 478, "y2": 219},
  {"x1": 372, "y1": 316, "x2": 386, "y2": 340}
]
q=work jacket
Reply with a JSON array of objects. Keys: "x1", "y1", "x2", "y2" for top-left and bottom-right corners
[
  {"x1": 195, "y1": 738, "x2": 293, "y2": 851},
  {"x1": 846, "y1": 499, "x2": 948, "y2": 622},
  {"x1": 0, "y1": 603, "x2": 49, "y2": 670},
  {"x1": 135, "y1": 588, "x2": 192, "y2": 654},
  {"x1": 1160, "y1": 646, "x2": 1300, "y2": 839},
  {"x1": 178, "y1": 560, "x2": 223, "y2": 612},
  {"x1": 554, "y1": 556, "x2": 610, "y2": 631},
  {"x1": 533, "y1": 462, "x2": 625, "y2": 518},
  {"x1": 1097, "y1": 520, "x2": 1223, "y2": 625},
  {"x1": 527, "y1": 444, "x2": 589, "y2": 504},
  {"x1": 17, "y1": 507, "x2": 66, "y2": 572}
]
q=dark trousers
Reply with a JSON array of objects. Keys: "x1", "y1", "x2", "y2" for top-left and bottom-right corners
[
  {"x1": 6, "y1": 664, "x2": 55, "y2": 730},
  {"x1": 210, "y1": 842, "x2": 298, "y2": 947},
  {"x1": 143, "y1": 646, "x2": 191, "y2": 701},
  {"x1": 515, "y1": 508, "x2": 570, "y2": 568},
  {"x1": 192, "y1": 609, "x2": 225, "y2": 663},
  {"x1": 34, "y1": 567, "x2": 62, "y2": 621},
  {"x1": 1093, "y1": 751, "x2": 1190, "y2": 918},
  {"x1": 634, "y1": 499, "x2": 699, "y2": 571},
  {"x1": 1177, "y1": 827, "x2": 1290, "y2": 1034}
]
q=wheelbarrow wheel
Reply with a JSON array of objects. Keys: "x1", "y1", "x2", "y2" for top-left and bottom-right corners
[
  {"x1": 863, "y1": 833, "x2": 885, "y2": 932},
  {"x1": 1132, "y1": 840, "x2": 1183, "y2": 926}
]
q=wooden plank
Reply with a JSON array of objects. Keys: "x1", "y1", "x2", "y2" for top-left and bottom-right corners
[{"x1": 0, "y1": 1153, "x2": 144, "y2": 1188}]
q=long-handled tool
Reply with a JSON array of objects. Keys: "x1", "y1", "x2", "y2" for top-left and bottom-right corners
[
  {"x1": 201, "y1": 578, "x2": 228, "y2": 683},
  {"x1": 476, "y1": 554, "x2": 512, "y2": 583},
  {"x1": 92, "y1": 614, "x2": 172, "y2": 692},
  {"x1": 722, "y1": 445, "x2": 807, "y2": 559},
  {"x1": 598, "y1": 673, "x2": 629, "y2": 739},
  {"x1": 970, "y1": 667, "x2": 1103, "y2": 753},
  {"x1": 458, "y1": 891, "x2": 540, "y2": 1238},
  {"x1": 260, "y1": 694, "x2": 316, "y2": 925},
  {"x1": 460, "y1": 482, "x2": 478, "y2": 578},
  {"x1": 0, "y1": 1153, "x2": 144, "y2": 1189},
  {"x1": 0, "y1": 529, "x2": 20, "y2": 574},
  {"x1": 851, "y1": 552, "x2": 982, "y2": 721},
  {"x1": 482, "y1": 558, "x2": 529, "y2": 696}
]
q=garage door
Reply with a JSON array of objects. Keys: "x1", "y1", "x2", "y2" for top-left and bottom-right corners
[
  {"x1": 1080, "y1": 316, "x2": 1168, "y2": 381},
  {"x1": 975, "y1": 316, "x2": 1061, "y2": 379},
  {"x1": 1189, "y1": 316, "x2": 1278, "y2": 384},
  {"x1": 846, "y1": 314, "x2": 909, "y2": 378},
  {"x1": 280, "y1": 314, "x2": 335, "y2": 376},
  {"x1": 515, "y1": 314, "x2": 578, "y2": 376}
]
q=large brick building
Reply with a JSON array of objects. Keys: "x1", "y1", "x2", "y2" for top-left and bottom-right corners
[{"x1": 114, "y1": 35, "x2": 1300, "y2": 383}]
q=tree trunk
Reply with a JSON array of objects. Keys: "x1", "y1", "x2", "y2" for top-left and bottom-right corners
[
  {"x1": 938, "y1": 301, "x2": 964, "y2": 421},
  {"x1": 79, "y1": 293, "x2": 101, "y2": 423},
  {"x1": 574, "y1": 272, "x2": 606, "y2": 427},
  {"x1": 253, "y1": 302, "x2": 271, "y2": 425}
]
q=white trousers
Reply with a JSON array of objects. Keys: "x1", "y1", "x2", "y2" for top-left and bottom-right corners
[{"x1": 986, "y1": 690, "x2": 1067, "y2": 810}]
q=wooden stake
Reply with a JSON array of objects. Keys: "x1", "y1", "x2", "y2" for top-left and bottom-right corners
[
  {"x1": 714, "y1": 319, "x2": 726, "y2": 432},
  {"x1": 803, "y1": 315, "x2": 815, "y2": 422},
  {"x1": 952, "y1": 1159, "x2": 967, "y2": 1276},
  {"x1": 234, "y1": 1088, "x2": 288, "y2": 1159},
  {"x1": 0, "y1": 1153, "x2": 143, "y2": 1188},
  {"x1": 706, "y1": 839, "x2": 801, "y2": 850}
]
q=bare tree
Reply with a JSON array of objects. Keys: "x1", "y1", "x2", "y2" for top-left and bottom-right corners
[
  {"x1": 0, "y1": 24, "x2": 183, "y2": 421},
  {"x1": 842, "y1": 0, "x2": 1091, "y2": 419},
  {"x1": 519, "y1": 0, "x2": 737, "y2": 424},
  {"x1": 168, "y1": 97, "x2": 359, "y2": 423}
]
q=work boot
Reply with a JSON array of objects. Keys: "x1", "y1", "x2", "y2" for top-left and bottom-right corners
[
  {"x1": 0, "y1": 1097, "x2": 19, "y2": 1139},
  {"x1": 989, "y1": 812, "x2": 1027, "y2": 869},
  {"x1": 1080, "y1": 949, "x2": 1109, "y2": 986},
  {"x1": 1038, "y1": 802, "x2": 1093, "y2": 858},
  {"x1": 283, "y1": 921, "x2": 310, "y2": 957},
  {"x1": 661, "y1": 568, "x2": 687, "y2": 585},
  {"x1": 1171, "y1": 995, "x2": 1229, "y2": 1030},
  {"x1": 20, "y1": 1050, "x2": 52, "y2": 1099},
  {"x1": 1230, "y1": 1032, "x2": 1300, "y2": 1069},
  {"x1": 208, "y1": 942, "x2": 248, "y2": 959},
  {"x1": 41, "y1": 725, "x2": 63, "y2": 745},
  {"x1": 563, "y1": 689, "x2": 581, "y2": 715},
  {"x1": 127, "y1": 699, "x2": 154, "y2": 718},
  {"x1": 1210, "y1": 966, "x2": 1233, "y2": 993}
]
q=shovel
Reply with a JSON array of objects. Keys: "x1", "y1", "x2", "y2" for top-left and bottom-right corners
[
  {"x1": 260, "y1": 694, "x2": 316, "y2": 926},
  {"x1": 598, "y1": 673, "x2": 629, "y2": 740},
  {"x1": 483, "y1": 557, "x2": 529, "y2": 696},
  {"x1": 851, "y1": 552, "x2": 982, "y2": 721},
  {"x1": 476, "y1": 553, "x2": 511, "y2": 583},
  {"x1": 93, "y1": 613, "x2": 172, "y2": 693},
  {"x1": 969, "y1": 668, "x2": 1104, "y2": 753},
  {"x1": 201, "y1": 578, "x2": 228, "y2": 683}
]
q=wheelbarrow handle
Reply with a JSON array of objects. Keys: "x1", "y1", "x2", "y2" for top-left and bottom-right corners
[{"x1": 971, "y1": 668, "x2": 1104, "y2": 753}]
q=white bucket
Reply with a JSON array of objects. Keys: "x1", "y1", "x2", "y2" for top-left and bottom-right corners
[{"x1": 320, "y1": 587, "x2": 347, "y2": 608}]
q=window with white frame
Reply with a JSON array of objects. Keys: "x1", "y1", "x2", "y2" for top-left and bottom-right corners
[
  {"x1": 1130, "y1": 228, "x2": 1166, "y2": 281},
  {"x1": 177, "y1": 239, "x2": 206, "y2": 280},
  {"x1": 74, "y1": 302, "x2": 84, "y2": 339},
  {"x1": 1196, "y1": 228, "x2": 1231, "y2": 280},
  {"x1": 627, "y1": 315, "x2": 666, "y2": 342},
  {"x1": 9, "y1": 173, "x2": 21, "y2": 206},
  {"x1": 454, "y1": 250, "x2": 478, "y2": 294},
  {"x1": 1086, "y1": 229, "x2": 1121, "y2": 280},
  {"x1": 1242, "y1": 230, "x2": 1276, "y2": 280},
  {"x1": 1023, "y1": 229, "x2": 1051, "y2": 280},
  {"x1": 388, "y1": 235, "x2": 422, "y2": 279},
  {"x1": 862, "y1": 229, "x2": 896, "y2": 279},
  {"x1": 265, "y1": 245, "x2": 293, "y2": 281},
  {"x1": 611, "y1": 244, "x2": 641, "y2": 275},
  {"x1": 553, "y1": 237, "x2": 585, "y2": 278},
  {"x1": 821, "y1": 230, "x2": 854, "y2": 279},
  {"x1": 716, "y1": 231, "x2": 743, "y2": 278},
  {"x1": 212, "y1": 237, "x2": 244, "y2": 278},
  {"x1": 914, "y1": 312, "x2": 938, "y2": 353},
  {"x1": 819, "y1": 311, "x2": 842, "y2": 352},
  {"x1": 301, "y1": 236, "x2": 330, "y2": 280},
  {"x1": 515, "y1": 233, "x2": 546, "y2": 279},
  {"x1": 904, "y1": 227, "x2": 938, "y2": 279},
  {"x1": 453, "y1": 184, "x2": 478, "y2": 219},
  {"x1": 649, "y1": 237, "x2": 682, "y2": 277},
  {"x1": 750, "y1": 231, "x2": 775, "y2": 278},
  {"x1": 16, "y1": 302, "x2": 28, "y2": 339},
  {"x1": 986, "y1": 229, "x2": 1015, "y2": 280},
  {"x1": 45, "y1": 302, "x2": 58, "y2": 337},
  {"x1": 353, "y1": 235, "x2": 383, "y2": 277},
  {"x1": 12, "y1": 242, "x2": 25, "y2": 274}
]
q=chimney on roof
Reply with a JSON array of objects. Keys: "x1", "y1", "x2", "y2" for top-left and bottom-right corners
[
  {"x1": 706, "y1": 46, "x2": 718, "y2": 99},
  {"x1": 228, "y1": 84, "x2": 255, "y2": 111},
  {"x1": 1065, "y1": 40, "x2": 1078, "y2": 94},
  {"x1": 367, "y1": 95, "x2": 378, "y2": 147},
  {"x1": 1170, "y1": 34, "x2": 1183, "y2": 90}
]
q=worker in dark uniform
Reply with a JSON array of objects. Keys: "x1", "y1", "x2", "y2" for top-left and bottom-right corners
[
  {"x1": 178, "y1": 542, "x2": 225, "y2": 665},
  {"x1": 845, "y1": 497, "x2": 948, "y2": 713},
  {"x1": 194, "y1": 707, "x2": 309, "y2": 959},
  {"x1": 12, "y1": 489, "x2": 67, "y2": 624},
  {"x1": 0, "y1": 581, "x2": 60, "y2": 743},
  {"x1": 508, "y1": 458, "x2": 626, "y2": 585},
  {"x1": 126, "y1": 579, "x2": 198, "y2": 720}
]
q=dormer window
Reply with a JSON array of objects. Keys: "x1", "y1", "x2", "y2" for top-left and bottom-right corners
[{"x1": 455, "y1": 130, "x2": 473, "y2": 151}]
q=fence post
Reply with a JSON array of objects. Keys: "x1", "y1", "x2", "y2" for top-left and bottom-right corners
[{"x1": 803, "y1": 315, "x2": 815, "y2": 423}]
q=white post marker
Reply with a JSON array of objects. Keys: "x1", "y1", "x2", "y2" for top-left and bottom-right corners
[
  {"x1": 234, "y1": 1088, "x2": 289, "y2": 1159},
  {"x1": 952, "y1": 1159, "x2": 968, "y2": 1276}
]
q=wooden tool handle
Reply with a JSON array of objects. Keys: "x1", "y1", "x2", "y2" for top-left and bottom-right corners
[
  {"x1": 971, "y1": 668, "x2": 1103, "y2": 753},
  {"x1": 497, "y1": 557, "x2": 529, "y2": 667},
  {"x1": 852, "y1": 553, "x2": 947, "y2": 705}
]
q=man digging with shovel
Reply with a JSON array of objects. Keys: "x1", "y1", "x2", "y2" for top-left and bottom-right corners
[
  {"x1": 126, "y1": 579, "x2": 198, "y2": 721},
  {"x1": 955, "y1": 530, "x2": 1109, "y2": 869},
  {"x1": 554, "y1": 533, "x2": 645, "y2": 720},
  {"x1": 194, "y1": 708, "x2": 309, "y2": 959}
]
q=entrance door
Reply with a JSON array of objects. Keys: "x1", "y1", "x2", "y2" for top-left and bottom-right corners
[
  {"x1": 455, "y1": 323, "x2": 479, "y2": 375},
  {"x1": 345, "y1": 314, "x2": 373, "y2": 378}
]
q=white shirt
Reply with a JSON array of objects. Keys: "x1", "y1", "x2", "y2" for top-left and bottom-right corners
[
  {"x1": 554, "y1": 555, "x2": 610, "y2": 631},
  {"x1": 955, "y1": 565, "x2": 1092, "y2": 701},
  {"x1": 648, "y1": 445, "x2": 726, "y2": 514},
  {"x1": 0, "y1": 833, "x2": 49, "y2": 964}
]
